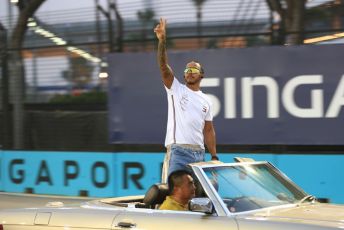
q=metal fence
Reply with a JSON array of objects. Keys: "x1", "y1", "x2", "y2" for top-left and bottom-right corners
[
  {"x1": 0, "y1": 0, "x2": 343, "y2": 151},
  {"x1": 1, "y1": 0, "x2": 341, "y2": 102},
  {"x1": 0, "y1": 0, "x2": 272, "y2": 104}
]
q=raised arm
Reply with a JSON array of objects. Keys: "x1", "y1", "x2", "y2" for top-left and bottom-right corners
[{"x1": 154, "y1": 18, "x2": 174, "y2": 89}]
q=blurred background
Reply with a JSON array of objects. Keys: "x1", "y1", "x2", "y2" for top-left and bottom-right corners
[
  {"x1": 0, "y1": 0, "x2": 344, "y2": 201},
  {"x1": 1, "y1": 0, "x2": 343, "y2": 151}
]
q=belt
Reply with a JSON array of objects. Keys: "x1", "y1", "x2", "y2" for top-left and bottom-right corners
[{"x1": 172, "y1": 144, "x2": 203, "y2": 151}]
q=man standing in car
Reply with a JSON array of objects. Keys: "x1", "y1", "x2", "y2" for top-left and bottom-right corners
[{"x1": 154, "y1": 18, "x2": 219, "y2": 183}]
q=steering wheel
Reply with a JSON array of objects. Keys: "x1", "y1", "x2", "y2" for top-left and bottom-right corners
[
  {"x1": 223, "y1": 196, "x2": 251, "y2": 213},
  {"x1": 223, "y1": 197, "x2": 242, "y2": 212}
]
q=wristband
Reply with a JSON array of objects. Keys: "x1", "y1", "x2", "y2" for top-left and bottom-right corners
[{"x1": 211, "y1": 155, "x2": 219, "y2": 161}]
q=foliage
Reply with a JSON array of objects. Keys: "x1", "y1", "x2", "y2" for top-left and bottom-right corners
[
  {"x1": 246, "y1": 36, "x2": 269, "y2": 47},
  {"x1": 136, "y1": 8, "x2": 157, "y2": 49},
  {"x1": 137, "y1": 8, "x2": 155, "y2": 23},
  {"x1": 206, "y1": 38, "x2": 218, "y2": 49},
  {"x1": 49, "y1": 90, "x2": 107, "y2": 104},
  {"x1": 62, "y1": 57, "x2": 94, "y2": 87},
  {"x1": 265, "y1": 0, "x2": 306, "y2": 45},
  {"x1": 191, "y1": 0, "x2": 207, "y2": 7},
  {"x1": 306, "y1": 7, "x2": 331, "y2": 21}
]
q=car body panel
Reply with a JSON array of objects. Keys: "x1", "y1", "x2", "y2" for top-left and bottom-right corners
[
  {"x1": 236, "y1": 217, "x2": 342, "y2": 230},
  {"x1": 113, "y1": 209, "x2": 237, "y2": 230},
  {"x1": 254, "y1": 203, "x2": 344, "y2": 221},
  {"x1": 0, "y1": 209, "x2": 36, "y2": 225},
  {"x1": 1, "y1": 160, "x2": 344, "y2": 230}
]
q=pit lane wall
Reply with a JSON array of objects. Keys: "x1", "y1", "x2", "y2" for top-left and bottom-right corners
[{"x1": 0, "y1": 150, "x2": 343, "y2": 204}]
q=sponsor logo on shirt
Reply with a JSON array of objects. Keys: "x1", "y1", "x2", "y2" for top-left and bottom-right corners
[{"x1": 180, "y1": 94, "x2": 189, "y2": 111}]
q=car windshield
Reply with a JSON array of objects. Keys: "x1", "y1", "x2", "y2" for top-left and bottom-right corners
[{"x1": 203, "y1": 163, "x2": 307, "y2": 213}]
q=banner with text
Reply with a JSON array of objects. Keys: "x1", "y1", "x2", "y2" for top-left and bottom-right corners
[
  {"x1": 0, "y1": 151, "x2": 163, "y2": 197},
  {"x1": 1, "y1": 151, "x2": 344, "y2": 203},
  {"x1": 108, "y1": 44, "x2": 344, "y2": 145}
]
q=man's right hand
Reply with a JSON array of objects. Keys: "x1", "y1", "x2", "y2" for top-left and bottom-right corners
[
  {"x1": 155, "y1": 17, "x2": 173, "y2": 89},
  {"x1": 154, "y1": 18, "x2": 166, "y2": 41}
]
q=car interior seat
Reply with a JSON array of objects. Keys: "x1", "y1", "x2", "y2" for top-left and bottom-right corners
[
  {"x1": 141, "y1": 183, "x2": 169, "y2": 209},
  {"x1": 194, "y1": 180, "x2": 206, "y2": 197}
]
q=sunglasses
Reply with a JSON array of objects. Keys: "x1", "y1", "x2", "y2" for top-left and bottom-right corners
[{"x1": 184, "y1": 67, "x2": 201, "y2": 74}]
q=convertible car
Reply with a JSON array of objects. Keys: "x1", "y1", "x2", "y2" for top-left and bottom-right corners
[{"x1": 1, "y1": 158, "x2": 344, "y2": 230}]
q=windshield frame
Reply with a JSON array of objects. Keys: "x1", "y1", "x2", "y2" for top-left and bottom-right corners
[{"x1": 191, "y1": 161, "x2": 308, "y2": 215}]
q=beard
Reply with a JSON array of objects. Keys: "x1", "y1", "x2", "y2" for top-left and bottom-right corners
[{"x1": 185, "y1": 76, "x2": 201, "y2": 85}]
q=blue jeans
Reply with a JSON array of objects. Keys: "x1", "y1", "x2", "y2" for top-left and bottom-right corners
[{"x1": 167, "y1": 144, "x2": 205, "y2": 177}]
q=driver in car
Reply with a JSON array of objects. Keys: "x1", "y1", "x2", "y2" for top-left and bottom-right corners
[{"x1": 159, "y1": 170, "x2": 196, "y2": 211}]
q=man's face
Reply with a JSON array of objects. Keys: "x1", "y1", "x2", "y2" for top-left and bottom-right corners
[
  {"x1": 179, "y1": 174, "x2": 196, "y2": 200},
  {"x1": 184, "y1": 62, "x2": 202, "y2": 85}
]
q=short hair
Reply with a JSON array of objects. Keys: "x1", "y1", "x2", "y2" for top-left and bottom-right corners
[{"x1": 168, "y1": 170, "x2": 192, "y2": 194}]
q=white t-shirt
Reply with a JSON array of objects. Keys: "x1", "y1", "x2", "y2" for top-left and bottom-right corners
[{"x1": 164, "y1": 77, "x2": 213, "y2": 149}]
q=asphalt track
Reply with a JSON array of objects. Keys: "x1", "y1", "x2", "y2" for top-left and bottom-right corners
[{"x1": 0, "y1": 192, "x2": 93, "y2": 209}]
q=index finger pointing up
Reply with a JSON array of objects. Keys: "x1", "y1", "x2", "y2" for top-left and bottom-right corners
[{"x1": 160, "y1": 18, "x2": 166, "y2": 28}]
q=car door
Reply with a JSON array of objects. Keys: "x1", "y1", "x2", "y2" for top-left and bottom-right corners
[{"x1": 112, "y1": 209, "x2": 237, "y2": 230}]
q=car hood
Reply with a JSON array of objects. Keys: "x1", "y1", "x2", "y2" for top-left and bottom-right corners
[{"x1": 245, "y1": 203, "x2": 344, "y2": 225}]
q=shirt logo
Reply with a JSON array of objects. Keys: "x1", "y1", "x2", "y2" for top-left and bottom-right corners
[
  {"x1": 180, "y1": 94, "x2": 189, "y2": 111},
  {"x1": 202, "y1": 106, "x2": 207, "y2": 113}
]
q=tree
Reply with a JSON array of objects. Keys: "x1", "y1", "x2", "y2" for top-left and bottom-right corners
[
  {"x1": 137, "y1": 8, "x2": 156, "y2": 50},
  {"x1": 62, "y1": 57, "x2": 94, "y2": 88},
  {"x1": 191, "y1": 0, "x2": 207, "y2": 47},
  {"x1": 110, "y1": 0, "x2": 124, "y2": 52},
  {"x1": 266, "y1": 0, "x2": 306, "y2": 45},
  {"x1": 95, "y1": 0, "x2": 124, "y2": 52},
  {"x1": 8, "y1": 0, "x2": 46, "y2": 149}
]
